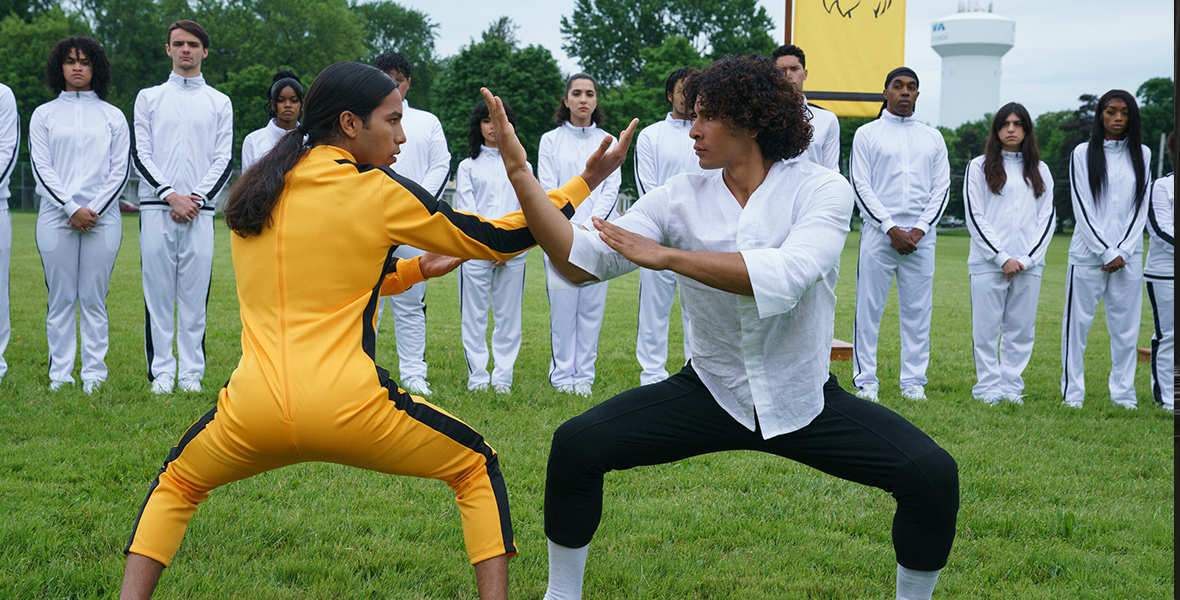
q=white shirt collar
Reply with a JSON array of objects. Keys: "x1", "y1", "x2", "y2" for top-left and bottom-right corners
[{"x1": 168, "y1": 72, "x2": 205, "y2": 88}]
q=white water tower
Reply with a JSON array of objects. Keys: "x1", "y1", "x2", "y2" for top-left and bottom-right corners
[{"x1": 931, "y1": 2, "x2": 1015, "y2": 128}]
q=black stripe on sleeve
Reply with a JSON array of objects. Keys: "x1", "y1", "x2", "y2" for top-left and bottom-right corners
[
  {"x1": 925, "y1": 187, "x2": 950, "y2": 227},
  {"x1": 432, "y1": 166, "x2": 451, "y2": 200},
  {"x1": 1117, "y1": 189, "x2": 1145, "y2": 247},
  {"x1": 129, "y1": 126, "x2": 165, "y2": 190},
  {"x1": 30, "y1": 156, "x2": 68, "y2": 206},
  {"x1": 202, "y1": 162, "x2": 235, "y2": 204},
  {"x1": 848, "y1": 145, "x2": 884, "y2": 225},
  {"x1": 1027, "y1": 207, "x2": 1055, "y2": 258},
  {"x1": 125, "y1": 406, "x2": 219, "y2": 555},
  {"x1": 963, "y1": 162, "x2": 999, "y2": 254},
  {"x1": 340, "y1": 159, "x2": 576, "y2": 255},
  {"x1": 1069, "y1": 155, "x2": 1109, "y2": 248},
  {"x1": 1146, "y1": 184, "x2": 1174, "y2": 246},
  {"x1": 0, "y1": 131, "x2": 16, "y2": 184},
  {"x1": 94, "y1": 157, "x2": 131, "y2": 215}
]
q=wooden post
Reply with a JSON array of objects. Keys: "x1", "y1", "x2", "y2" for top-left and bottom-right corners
[{"x1": 784, "y1": 0, "x2": 793, "y2": 44}]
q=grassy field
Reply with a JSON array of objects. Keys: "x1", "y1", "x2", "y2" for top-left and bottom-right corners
[{"x1": 0, "y1": 210, "x2": 1172, "y2": 599}]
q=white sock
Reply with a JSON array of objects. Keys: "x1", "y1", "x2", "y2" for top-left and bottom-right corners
[
  {"x1": 896, "y1": 564, "x2": 941, "y2": 600},
  {"x1": 542, "y1": 539, "x2": 589, "y2": 600}
]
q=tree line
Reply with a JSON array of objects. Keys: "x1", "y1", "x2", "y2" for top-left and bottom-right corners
[{"x1": 0, "y1": 0, "x2": 1172, "y2": 231}]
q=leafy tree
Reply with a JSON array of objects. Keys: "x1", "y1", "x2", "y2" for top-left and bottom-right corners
[
  {"x1": 597, "y1": 35, "x2": 707, "y2": 197},
  {"x1": 481, "y1": 15, "x2": 518, "y2": 48},
  {"x1": 560, "y1": 0, "x2": 775, "y2": 86},
  {"x1": 352, "y1": 0, "x2": 439, "y2": 111},
  {"x1": 81, "y1": 0, "x2": 179, "y2": 111},
  {"x1": 1136, "y1": 77, "x2": 1174, "y2": 176},
  {"x1": 434, "y1": 25, "x2": 563, "y2": 175},
  {"x1": 0, "y1": 6, "x2": 91, "y2": 159},
  {"x1": 1, "y1": 0, "x2": 57, "y2": 21}
]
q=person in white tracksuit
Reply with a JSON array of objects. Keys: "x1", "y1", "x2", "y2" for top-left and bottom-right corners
[
  {"x1": 132, "y1": 20, "x2": 233, "y2": 395},
  {"x1": 539, "y1": 73, "x2": 621, "y2": 396},
  {"x1": 632, "y1": 67, "x2": 701, "y2": 386},
  {"x1": 454, "y1": 98, "x2": 530, "y2": 393},
  {"x1": 0, "y1": 81, "x2": 18, "y2": 387},
  {"x1": 772, "y1": 44, "x2": 841, "y2": 172},
  {"x1": 849, "y1": 67, "x2": 950, "y2": 402},
  {"x1": 963, "y1": 102, "x2": 1055, "y2": 406},
  {"x1": 31, "y1": 37, "x2": 130, "y2": 394},
  {"x1": 1061, "y1": 89, "x2": 1152, "y2": 409},
  {"x1": 373, "y1": 51, "x2": 450, "y2": 397},
  {"x1": 240, "y1": 69, "x2": 302, "y2": 173},
  {"x1": 1144, "y1": 130, "x2": 1173, "y2": 410}
]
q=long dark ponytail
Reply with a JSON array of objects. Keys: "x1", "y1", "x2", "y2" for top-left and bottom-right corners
[
  {"x1": 983, "y1": 102, "x2": 1045, "y2": 197},
  {"x1": 1086, "y1": 89, "x2": 1146, "y2": 208},
  {"x1": 225, "y1": 62, "x2": 396, "y2": 237}
]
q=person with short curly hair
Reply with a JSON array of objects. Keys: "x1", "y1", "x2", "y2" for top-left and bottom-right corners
[
  {"x1": 30, "y1": 36, "x2": 130, "y2": 393},
  {"x1": 849, "y1": 67, "x2": 951, "y2": 403},
  {"x1": 478, "y1": 53, "x2": 959, "y2": 600}
]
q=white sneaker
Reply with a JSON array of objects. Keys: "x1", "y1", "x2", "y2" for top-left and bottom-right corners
[
  {"x1": 402, "y1": 377, "x2": 432, "y2": 396},
  {"x1": 976, "y1": 394, "x2": 1003, "y2": 406},
  {"x1": 854, "y1": 384, "x2": 879, "y2": 402},
  {"x1": 1162, "y1": 404, "x2": 1175, "y2": 413},
  {"x1": 1061, "y1": 400, "x2": 1083, "y2": 409},
  {"x1": 178, "y1": 374, "x2": 202, "y2": 393},
  {"x1": 901, "y1": 385, "x2": 927, "y2": 401},
  {"x1": 493, "y1": 384, "x2": 512, "y2": 395},
  {"x1": 573, "y1": 382, "x2": 593, "y2": 397},
  {"x1": 470, "y1": 383, "x2": 489, "y2": 392},
  {"x1": 151, "y1": 374, "x2": 175, "y2": 395},
  {"x1": 83, "y1": 381, "x2": 101, "y2": 395},
  {"x1": 1003, "y1": 392, "x2": 1025, "y2": 405},
  {"x1": 49, "y1": 380, "x2": 70, "y2": 392},
  {"x1": 556, "y1": 384, "x2": 576, "y2": 394},
  {"x1": 1115, "y1": 401, "x2": 1138, "y2": 410}
]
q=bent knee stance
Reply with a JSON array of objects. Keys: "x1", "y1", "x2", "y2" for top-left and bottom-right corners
[
  {"x1": 544, "y1": 415, "x2": 619, "y2": 548},
  {"x1": 891, "y1": 445, "x2": 959, "y2": 571}
]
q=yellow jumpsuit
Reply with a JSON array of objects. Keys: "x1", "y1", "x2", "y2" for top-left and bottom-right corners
[{"x1": 125, "y1": 145, "x2": 590, "y2": 567}]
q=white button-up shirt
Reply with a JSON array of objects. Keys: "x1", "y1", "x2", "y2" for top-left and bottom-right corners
[{"x1": 568, "y1": 159, "x2": 853, "y2": 438}]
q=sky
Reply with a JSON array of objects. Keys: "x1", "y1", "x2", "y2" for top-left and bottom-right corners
[{"x1": 393, "y1": 0, "x2": 1174, "y2": 126}]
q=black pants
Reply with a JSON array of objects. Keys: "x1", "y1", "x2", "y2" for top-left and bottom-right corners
[{"x1": 544, "y1": 364, "x2": 959, "y2": 571}]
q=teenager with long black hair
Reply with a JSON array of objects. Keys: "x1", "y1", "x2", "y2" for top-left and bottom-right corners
[
  {"x1": 30, "y1": 36, "x2": 130, "y2": 394},
  {"x1": 963, "y1": 102, "x2": 1054, "y2": 405},
  {"x1": 118, "y1": 61, "x2": 628, "y2": 600},
  {"x1": 240, "y1": 69, "x2": 302, "y2": 172},
  {"x1": 1144, "y1": 130, "x2": 1173, "y2": 410},
  {"x1": 480, "y1": 54, "x2": 958, "y2": 600},
  {"x1": 454, "y1": 98, "x2": 529, "y2": 393},
  {"x1": 538, "y1": 73, "x2": 621, "y2": 396},
  {"x1": 1061, "y1": 89, "x2": 1152, "y2": 409}
]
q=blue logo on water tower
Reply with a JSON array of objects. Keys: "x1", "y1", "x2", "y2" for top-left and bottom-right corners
[{"x1": 933, "y1": 23, "x2": 946, "y2": 32}]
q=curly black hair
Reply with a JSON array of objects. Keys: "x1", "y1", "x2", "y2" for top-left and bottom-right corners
[
  {"x1": 45, "y1": 36, "x2": 112, "y2": 100},
  {"x1": 682, "y1": 55, "x2": 810, "y2": 162},
  {"x1": 374, "y1": 51, "x2": 411, "y2": 79}
]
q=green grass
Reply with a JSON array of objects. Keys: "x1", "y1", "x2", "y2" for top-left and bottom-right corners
[{"x1": 0, "y1": 212, "x2": 1172, "y2": 599}]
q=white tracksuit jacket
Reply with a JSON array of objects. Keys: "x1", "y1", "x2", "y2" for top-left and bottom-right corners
[
  {"x1": 538, "y1": 121, "x2": 621, "y2": 388},
  {"x1": 962, "y1": 151, "x2": 1054, "y2": 399},
  {"x1": 241, "y1": 118, "x2": 294, "y2": 173},
  {"x1": 0, "y1": 82, "x2": 18, "y2": 381},
  {"x1": 633, "y1": 113, "x2": 702, "y2": 384},
  {"x1": 800, "y1": 99, "x2": 840, "y2": 172},
  {"x1": 1061, "y1": 139, "x2": 1152, "y2": 407},
  {"x1": 849, "y1": 110, "x2": 950, "y2": 390},
  {"x1": 133, "y1": 72, "x2": 233, "y2": 383},
  {"x1": 1145, "y1": 172, "x2": 1173, "y2": 407},
  {"x1": 377, "y1": 101, "x2": 451, "y2": 382},
  {"x1": 454, "y1": 146, "x2": 530, "y2": 389},
  {"x1": 30, "y1": 91, "x2": 130, "y2": 385}
]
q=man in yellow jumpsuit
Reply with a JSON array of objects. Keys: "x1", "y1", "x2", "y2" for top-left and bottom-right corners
[{"x1": 118, "y1": 62, "x2": 634, "y2": 599}]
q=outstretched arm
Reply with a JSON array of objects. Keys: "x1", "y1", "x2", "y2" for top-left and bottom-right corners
[{"x1": 480, "y1": 87, "x2": 637, "y2": 284}]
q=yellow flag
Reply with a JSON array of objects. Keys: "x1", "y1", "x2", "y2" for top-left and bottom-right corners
[{"x1": 792, "y1": 0, "x2": 907, "y2": 118}]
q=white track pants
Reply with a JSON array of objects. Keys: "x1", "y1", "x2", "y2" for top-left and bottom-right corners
[
  {"x1": 458, "y1": 258, "x2": 526, "y2": 388},
  {"x1": 0, "y1": 210, "x2": 10, "y2": 380},
  {"x1": 377, "y1": 245, "x2": 429, "y2": 381},
  {"x1": 37, "y1": 205, "x2": 121, "y2": 384},
  {"x1": 545, "y1": 254, "x2": 608, "y2": 387},
  {"x1": 140, "y1": 210, "x2": 214, "y2": 383},
  {"x1": 852, "y1": 226, "x2": 936, "y2": 390},
  {"x1": 1060, "y1": 262, "x2": 1143, "y2": 407},
  {"x1": 969, "y1": 271, "x2": 1041, "y2": 398},
  {"x1": 1145, "y1": 278, "x2": 1173, "y2": 407},
  {"x1": 636, "y1": 267, "x2": 692, "y2": 385}
]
